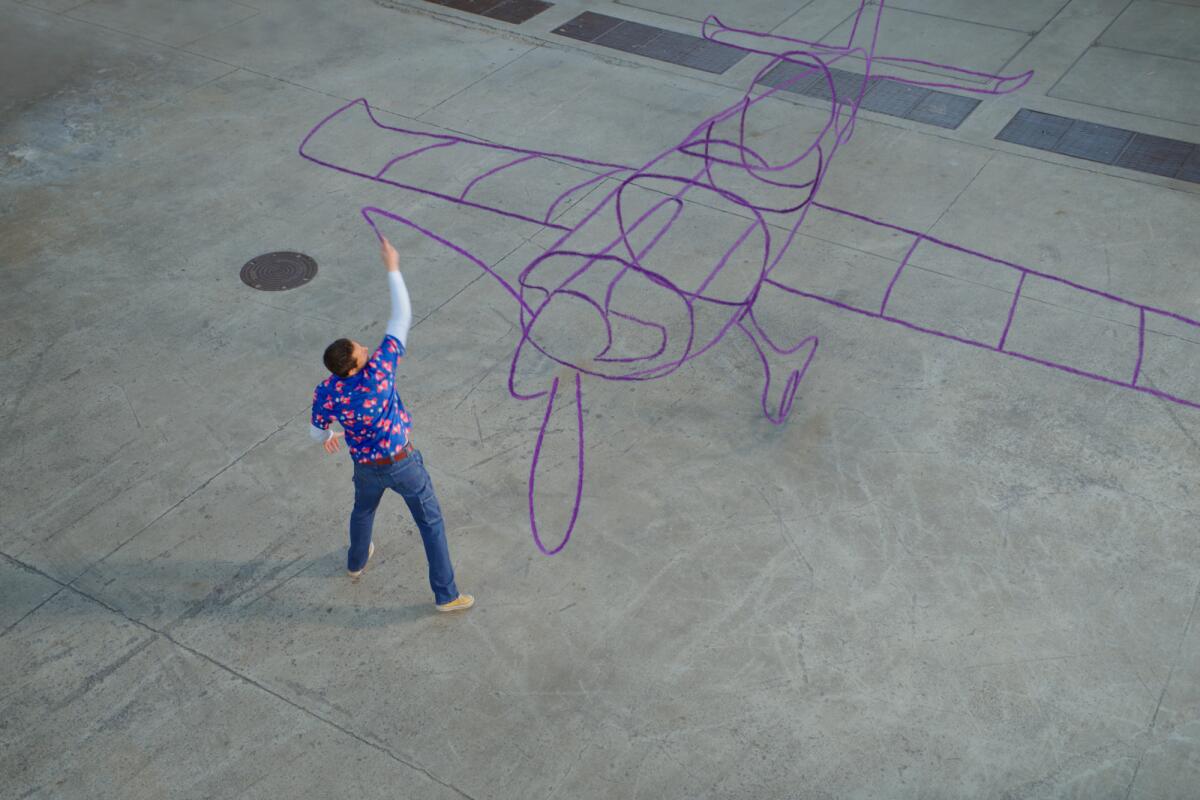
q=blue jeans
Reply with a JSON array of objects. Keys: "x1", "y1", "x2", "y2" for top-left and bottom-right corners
[{"x1": 349, "y1": 449, "x2": 459, "y2": 605}]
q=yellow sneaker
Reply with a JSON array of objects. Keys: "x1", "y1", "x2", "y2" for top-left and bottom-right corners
[
  {"x1": 348, "y1": 542, "x2": 375, "y2": 578},
  {"x1": 435, "y1": 593, "x2": 475, "y2": 612}
]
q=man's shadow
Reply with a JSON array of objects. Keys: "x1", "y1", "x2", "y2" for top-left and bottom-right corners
[{"x1": 57, "y1": 547, "x2": 440, "y2": 633}]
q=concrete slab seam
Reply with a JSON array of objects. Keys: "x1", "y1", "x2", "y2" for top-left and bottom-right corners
[{"x1": 0, "y1": 550, "x2": 481, "y2": 800}]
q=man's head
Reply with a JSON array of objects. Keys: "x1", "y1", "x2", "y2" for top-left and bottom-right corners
[{"x1": 324, "y1": 338, "x2": 370, "y2": 378}]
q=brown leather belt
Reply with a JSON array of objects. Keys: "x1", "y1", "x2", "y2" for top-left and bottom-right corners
[{"x1": 369, "y1": 441, "x2": 414, "y2": 466}]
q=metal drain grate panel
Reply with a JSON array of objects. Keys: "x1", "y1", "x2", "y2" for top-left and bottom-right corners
[
  {"x1": 858, "y1": 80, "x2": 928, "y2": 118},
  {"x1": 995, "y1": 109, "x2": 1073, "y2": 150},
  {"x1": 996, "y1": 109, "x2": 1200, "y2": 183},
  {"x1": 1055, "y1": 120, "x2": 1133, "y2": 165},
  {"x1": 753, "y1": 67, "x2": 980, "y2": 130},
  {"x1": 554, "y1": 12, "x2": 747, "y2": 74},
  {"x1": 1114, "y1": 133, "x2": 1195, "y2": 177},
  {"x1": 423, "y1": 0, "x2": 552, "y2": 23},
  {"x1": 905, "y1": 91, "x2": 980, "y2": 129}
]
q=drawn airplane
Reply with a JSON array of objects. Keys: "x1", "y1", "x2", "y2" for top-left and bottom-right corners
[{"x1": 299, "y1": 0, "x2": 1200, "y2": 554}]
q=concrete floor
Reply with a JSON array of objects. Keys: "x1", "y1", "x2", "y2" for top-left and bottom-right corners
[{"x1": 3, "y1": 0, "x2": 1200, "y2": 797}]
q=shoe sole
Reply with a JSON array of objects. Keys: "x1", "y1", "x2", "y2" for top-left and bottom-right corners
[{"x1": 436, "y1": 595, "x2": 474, "y2": 612}]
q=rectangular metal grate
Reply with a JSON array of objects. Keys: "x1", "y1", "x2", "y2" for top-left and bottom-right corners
[
  {"x1": 803, "y1": 67, "x2": 871, "y2": 104},
  {"x1": 632, "y1": 29, "x2": 701, "y2": 62},
  {"x1": 757, "y1": 60, "x2": 823, "y2": 94},
  {"x1": 431, "y1": 0, "x2": 503, "y2": 12},
  {"x1": 753, "y1": 66, "x2": 979, "y2": 130},
  {"x1": 551, "y1": 10, "x2": 620, "y2": 41},
  {"x1": 484, "y1": 0, "x2": 553, "y2": 23},
  {"x1": 553, "y1": 12, "x2": 747, "y2": 74},
  {"x1": 1114, "y1": 133, "x2": 1196, "y2": 178},
  {"x1": 996, "y1": 109, "x2": 1200, "y2": 184},
  {"x1": 905, "y1": 91, "x2": 979, "y2": 129},
  {"x1": 678, "y1": 39, "x2": 748, "y2": 74},
  {"x1": 996, "y1": 109, "x2": 1073, "y2": 150},
  {"x1": 858, "y1": 80, "x2": 928, "y2": 118},
  {"x1": 1054, "y1": 120, "x2": 1133, "y2": 165},
  {"x1": 1178, "y1": 148, "x2": 1200, "y2": 184},
  {"x1": 424, "y1": 0, "x2": 552, "y2": 23},
  {"x1": 592, "y1": 19, "x2": 662, "y2": 52}
]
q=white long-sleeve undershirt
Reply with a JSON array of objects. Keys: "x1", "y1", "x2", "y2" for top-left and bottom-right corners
[
  {"x1": 386, "y1": 269, "x2": 412, "y2": 348},
  {"x1": 310, "y1": 269, "x2": 413, "y2": 444}
]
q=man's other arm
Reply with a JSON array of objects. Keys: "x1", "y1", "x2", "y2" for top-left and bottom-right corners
[{"x1": 310, "y1": 390, "x2": 343, "y2": 453}]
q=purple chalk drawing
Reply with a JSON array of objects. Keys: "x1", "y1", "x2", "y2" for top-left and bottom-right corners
[{"x1": 299, "y1": 1, "x2": 1200, "y2": 555}]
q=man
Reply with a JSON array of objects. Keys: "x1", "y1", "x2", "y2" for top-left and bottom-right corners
[{"x1": 310, "y1": 236, "x2": 473, "y2": 612}]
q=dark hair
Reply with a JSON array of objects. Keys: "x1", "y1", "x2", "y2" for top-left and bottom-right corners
[{"x1": 323, "y1": 338, "x2": 357, "y2": 378}]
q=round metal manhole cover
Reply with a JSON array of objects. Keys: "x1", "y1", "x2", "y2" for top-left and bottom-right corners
[{"x1": 240, "y1": 252, "x2": 318, "y2": 291}]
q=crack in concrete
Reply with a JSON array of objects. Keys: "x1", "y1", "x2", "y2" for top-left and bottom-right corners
[
  {"x1": 0, "y1": 551, "x2": 479, "y2": 800},
  {"x1": 69, "y1": 412, "x2": 302, "y2": 584}
]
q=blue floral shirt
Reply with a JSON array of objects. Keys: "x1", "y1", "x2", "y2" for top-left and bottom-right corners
[{"x1": 311, "y1": 335, "x2": 412, "y2": 464}]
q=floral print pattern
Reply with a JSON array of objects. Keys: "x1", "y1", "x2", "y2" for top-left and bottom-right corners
[{"x1": 312, "y1": 335, "x2": 412, "y2": 463}]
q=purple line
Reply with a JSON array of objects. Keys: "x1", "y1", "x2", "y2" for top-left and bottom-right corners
[
  {"x1": 360, "y1": 205, "x2": 534, "y2": 315},
  {"x1": 375, "y1": 140, "x2": 456, "y2": 179},
  {"x1": 543, "y1": 167, "x2": 628, "y2": 224},
  {"x1": 299, "y1": 1, "x2": 1197, "y2": 556},
  {"x1": 305, "y1": 145, "x2": 573, "y2": 231},
  {"x1": 998, "y1": 271, "x2": 1027, "y2": 352},
  {"x1": 880, "y1": 236, "x2": 921, "y2": 316},
  {"x1": 769, "y1": 278, "x2": 1200, "y2": 410},
  {"x1": 1133, "y1": 307, "x2": 1146, "y2": 386},
  {"x1": 528, "y1": 373, "x2": 584, "y2": 555},
  {"x1": 703, "y1": 14, "x2": 1033, "y2": 97},
  {"x1": 814, "y1": 201, "x2": 1200, "y2": 328},
  {"x1": 460, "y1": 154, "x2": 538, "y2": 201}
]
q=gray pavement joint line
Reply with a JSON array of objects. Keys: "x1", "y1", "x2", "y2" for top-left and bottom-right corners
[
  {"x1": 996, "y1": 27, "x2": 1038, "y2": 76},
  {"x1": 769, "y1": 0, "x2": 820, "y2": 34},
  {"x1": 237, "y1": 557, "x2": 324, "y2": 610},
  {"x1": 141, "y1": 66, "x2": 242, "y2": 116},
  {"x1": 416, "y1": 43, "x2": 541, "y2": 121},
  {"x1": 1127, "y1": 573, "x2": 1200, "y2": 798},
  {"x1": 612, "y1": 0, "x2": 821, "y2": 34},
  {"x1": 921, "y1": 150, "x2": 996, "y2": 237},
  {"x1": 1034, "y1": 0, "x2": 1075, "y2": 37},
  {"x1": 1089, "y1": 41, "x2": 1200, "y2": 67},
  {"x1": 1123, "y1": 755, "x2": 1144, "y2": 800},
  {"x1": 0, "y1": 583, "x2": 64, "y2": 639},
  {"x1": 30, "y1": 0, "x2": 94, "y2": 14},
  {"x1": 16, "y1": 1, "x2": 409, "y2": 121},
  {"x1": 15, "y1": 3, "x2": 237, "y2": 71},
  {"x1": 413, "y1": 221, "x2": 551, "y2": 327},
  {"x1": 1151, "y1": 575, "x2": 1200, "y2": 733},
  {"x1": 0, "y1": 550, "x2": 479, "y2": 800},
  {"x1": 819, "y1": 7, "x2": 862, "y2": 50},
  {"x1": 1043, "y1": 89, "x2": 1200, "y2": 131},
  {"x1": 1139, "y1": 376, "x2": 1200, "y2": 462},
  {"x1": 68, "y1": 415, "x2": 300, "y2": 585},
  {"x1": 883, "y1": 4, "x2": 1035, "y2": 35},
  {"x1": 19, "y1": 1, "x2": 355, "y2": 118},
  {"x1": 611, "y1": 0, "x2": 717, "y2": 27},
  {"x1": 177, "y1": 9, "x2": 264, "y2": 50},
  {"x1": 1045, "y1": 0, "x2": 1136, "y2": 97}
]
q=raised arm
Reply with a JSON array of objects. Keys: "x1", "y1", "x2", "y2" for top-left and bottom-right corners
[{"x1": 381, "y1": 236, "x2": 412, "y2": 347}]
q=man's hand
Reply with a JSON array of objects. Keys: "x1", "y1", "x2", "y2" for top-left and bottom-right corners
[
  {"x1": 380, "y1": 236, "x2": 400, "y2": 273},
  {"x1": 323, "y1": 432, "x2": 343, "y2": 454}
]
